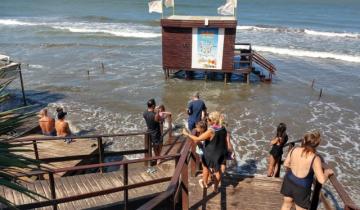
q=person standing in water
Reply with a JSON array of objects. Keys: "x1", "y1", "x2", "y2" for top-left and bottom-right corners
[
  {"x1": 187, "y1": 92, "x2": 207, "y2": 131},
  {"x1": 143, "y1": 99, "x2": 162, "y2": 162},
  {"x1": 55, "y1": 108, "x2": 72, "y2": 143},
  {"x1": 38, "y1": 108, "x2": 56, "y2": 136},
  {"x1": 158, "y1": 104, "x2": 172, "y2": 138},
  {"x1": 267, "y1": 123, "x2": 288, "y2": 177}
]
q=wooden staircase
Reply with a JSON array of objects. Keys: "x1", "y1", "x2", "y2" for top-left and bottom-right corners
[{"x1": 234, "y1": 43, "x2": 277, "y2": 82}]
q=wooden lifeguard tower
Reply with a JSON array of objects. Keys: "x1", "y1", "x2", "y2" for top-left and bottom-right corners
[{"x1": 161, "y1": 15, "x2": 277, "y2": 83}]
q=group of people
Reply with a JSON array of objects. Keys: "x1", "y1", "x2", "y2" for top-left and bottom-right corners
[
  {"x1": 266, "y1": 123, "x2": 334, "y2": 210},
  {"x1": 143, "y1": 92, "x2": 234, "y2": 193},
  {"x1": 38, "y1": 108, "x2": 72, "y2": 143},
  {"x1": 143, "y1": 92, "x2": 334, "y2": 210}
]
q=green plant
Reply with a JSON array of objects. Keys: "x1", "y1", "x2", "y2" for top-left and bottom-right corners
[{"x1": 0, "y1": 68, "x2": 44, "y2": 208}]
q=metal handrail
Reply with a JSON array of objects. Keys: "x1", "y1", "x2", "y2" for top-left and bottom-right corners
[{"x1": 7, "y1": 131, "x2": 150, "y2": 142}]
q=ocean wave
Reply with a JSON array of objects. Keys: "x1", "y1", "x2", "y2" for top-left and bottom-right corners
[
  {"x1": 0, "y1": 18, "x2": 160, "y2": 39},
  {"x1": 52, "y1": 26, "x2": 160, "y2": 38},
  {"x1": 253, "y1": 45, "x2": 360, "y2": 63},
  {"x1": 237, "y1": 25, "x2": 360, "y2": 39},
  {"x1": 0, "y1": 19, "x2": 37, "y2": 26}
]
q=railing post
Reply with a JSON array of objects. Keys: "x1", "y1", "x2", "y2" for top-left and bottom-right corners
[
  {"x1": 49, "y1": 172, "x2": 57, "y2": 210},
  {"x1": 190, "y1": 142, "x2": 197, "y2": 177},
  {"x1": 97, "y1": 137, "x2": 104, "y2": 173},
  {"x1": 181, "y1": 159, "x2": 189, "y2": 210},
  {"x1": 32, "y1": 140, "x2": 42, "y2": 179},
  {"x1": 18, "y1": 64, "x2": 27, "y2": 106},
  {"x1": 124, "y1": 164, "x2": 128, "y2": 210},
  {"x1": 144, "y1": 133, "x2": 152, "y2": 167},
  {"x1": 309, "y1": 179, "x2": 322, "y2": 210},
  {"x1": 32, "y1": 140, "x2": 40, "y2": 161}
]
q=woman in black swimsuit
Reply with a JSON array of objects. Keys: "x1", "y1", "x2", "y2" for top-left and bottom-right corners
[
  {"x1": 267, "y1": 123, "x2": 288, "y2": 177},
  {"x1": 183, "y1": 111, "x2": 227, "y2": 193},
  {"x1": 280, "y1": 131, "x2": 334, "y2": 210}
]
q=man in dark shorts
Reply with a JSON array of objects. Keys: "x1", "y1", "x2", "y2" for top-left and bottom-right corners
[
  {"x1": 143, "y1": 98, "x2": 162, "y2": 161},
  {"x1": 187, "y1": 92, "x2": 207, "y2": 131}
]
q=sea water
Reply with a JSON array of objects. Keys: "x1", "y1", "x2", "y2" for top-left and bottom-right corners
[{"x1": 0, "y1": 0, "x2": 359, "y2": 205}]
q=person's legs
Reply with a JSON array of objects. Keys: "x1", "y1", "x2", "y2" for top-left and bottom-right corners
[
  {"x1": 280, "y1": 196, "x2": 293, "y2": 210},
  {"x1": 188, "y1": 121, "x2": 195, "y2": 132},
  {"x1": 213, "y1": 170, "x2": 222, "y2": 193},
  {"x1": 201, "y1": 165, "x2": 210, "y2": 188},
  {"x1": 267, "y1": 155, "x2": 276, "y2": 177},
  {"x1": 273, "y1": 157, "x2": 280, "y2": 177},
  {"x1": 153, "y1": 144, "x2": 163, "y2": 157}
]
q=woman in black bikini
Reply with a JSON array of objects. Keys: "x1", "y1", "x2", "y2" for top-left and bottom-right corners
[
  {"x1": 280, "y1": 131, "x2": 334, "y2": 210},
  {"x1": 267, "y1": 123, "x2": 288, "y2": 177},
  {"x1": 183, "y1": 111, "x2": 227, "y2": 193}
]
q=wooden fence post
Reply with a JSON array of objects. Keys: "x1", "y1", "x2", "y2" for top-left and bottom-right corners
[
  {"x1": 181, "y1": 159, "x2": 189, "y2": 210},
  {"x1": 124, "y1": 164, "x2": 129, "y2": 210},
  {"x1": 190, "y1": 142, "x2": 197, "y2": 177},
  {"x1": 49, "y1": 172, "x2": 57, "y2": 210},
  {"x1": 309, "y1": 180, "x2": 322, "y2": 210},
  {"x1": 97, "y1": 137, "x2": 104, "y2": 173},
  {"x1": 18, "y1": 65, "x2": 27, "y2": 106},
  {"x1": 144, "y1": 133, "x2": 152, "y2": 167}
]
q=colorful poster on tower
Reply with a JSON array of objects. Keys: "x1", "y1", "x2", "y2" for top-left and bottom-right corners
[{"x1": 191, "y1": 27, "x2": 224, "y2": 70}]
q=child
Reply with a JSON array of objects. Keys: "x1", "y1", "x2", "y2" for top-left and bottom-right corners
[
  {"x1": 267, "y1": 123, "x2": 288, "y2": 177},
  {"x1": 193, "y1": 120, "x2": 208, "y2": 158},
  {"x1": 157, "y1": 104, "x2": 172, "y2": 138}
]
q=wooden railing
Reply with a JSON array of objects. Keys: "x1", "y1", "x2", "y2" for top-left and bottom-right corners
[
  {"x1": 8, "y1": 154, "x2": 180, "y2": 210},
  {"x1": 8, "y1": 132, "x2": 154, "y2": 169},
  {"x1": 278, "y1": 139, "x2": 360, "y2": 210},
  {"x1": 137, "y1": 139, "x2": 197, "y2": 210}
]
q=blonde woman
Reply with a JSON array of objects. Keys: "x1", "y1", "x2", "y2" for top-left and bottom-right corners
[
  {"x1": 183, "y1": 111, "x2": 227, "y2": 193},
  {"x1": 280, "y1": 131, "x2": 334, "y2": 210}
]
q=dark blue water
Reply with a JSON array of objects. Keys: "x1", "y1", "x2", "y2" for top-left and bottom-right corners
[{"x1": 1, "y1": 0, "x2": 359, "y2": 206}]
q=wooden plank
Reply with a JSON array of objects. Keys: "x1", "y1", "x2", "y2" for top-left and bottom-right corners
[
  {"x1": 69, "y1": 175, "x2": 98, "y2": 207},
  {"x1": 60, "y1": 177, "x2": 89, "y2": 209},
  {"x1": 60, "y1": 176, "x2": 89, "y2": 209},
  {"x1": 92, "y1": 172, "x2": 122, "y2": 202},
  {"x1": 10, "y1": 135, "x2": 98, "y2": 177},
  {"x1": 86, "y1": 173, "x2": 114, "y2": 205},
  {"x1": 78, "y1": 173, "x2": 107, "y2": 206},
  {"x1": 53, "y1": 177, "x2": 77, "y2": 210}
]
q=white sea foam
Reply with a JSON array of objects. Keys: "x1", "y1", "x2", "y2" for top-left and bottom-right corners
[
  {"x1": 0, "y1": 19, "x2": 37, "y2": 26},
  {"x1": 0, "y1": 18, "x2": 161, "y2": 39},
  {"x1": 237, "y1": 25, "x2": 360, "y2": 39},
  {"x1": 252, "y1": 45, "x2": 360, "y2": 63},
  {"x1": 28, "y1": 64, "x2": 43, "y2": 69},
  {"x1": 304, "y1": 29, "x2": 359, "y2": 38},
  {"x1": 52, "y1": 26, "x2": 161, "y2": 38}
]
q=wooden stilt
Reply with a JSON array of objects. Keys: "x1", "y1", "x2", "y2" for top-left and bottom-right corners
[
  {"x1": 18, "y1": 64, "x2": 27, "y2": 106},
  {"x1": 247, "y1": 73, "x2": 250, "y2": 84},
  {"x1": 164, "y1": 69, "x2": 167, "y2": 80},
  {"x1": 224, "y1": 73, "x2": 227, "y2": 84}
]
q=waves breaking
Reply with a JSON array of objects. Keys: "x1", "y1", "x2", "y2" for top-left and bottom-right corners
[
  {"x1": 237, "y1": 25, "x2": 360, "y2": 39},
  {"x1": 0, "y1": 19, "x2": 161, "y2": 39},
  {"x1": 253, "y1": 45, "x2": 360, "y2": 63}
]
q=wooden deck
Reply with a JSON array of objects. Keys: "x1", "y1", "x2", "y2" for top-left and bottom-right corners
[
  {"x1": 0, "y1": 163, "x2": 175, "y2": 210},
  {"x1": 189, "y1": 174, "x2": 284, "y2": 210},
  {"x1": 11, "y1": 134, "x2": 99, "y2": 177}
]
